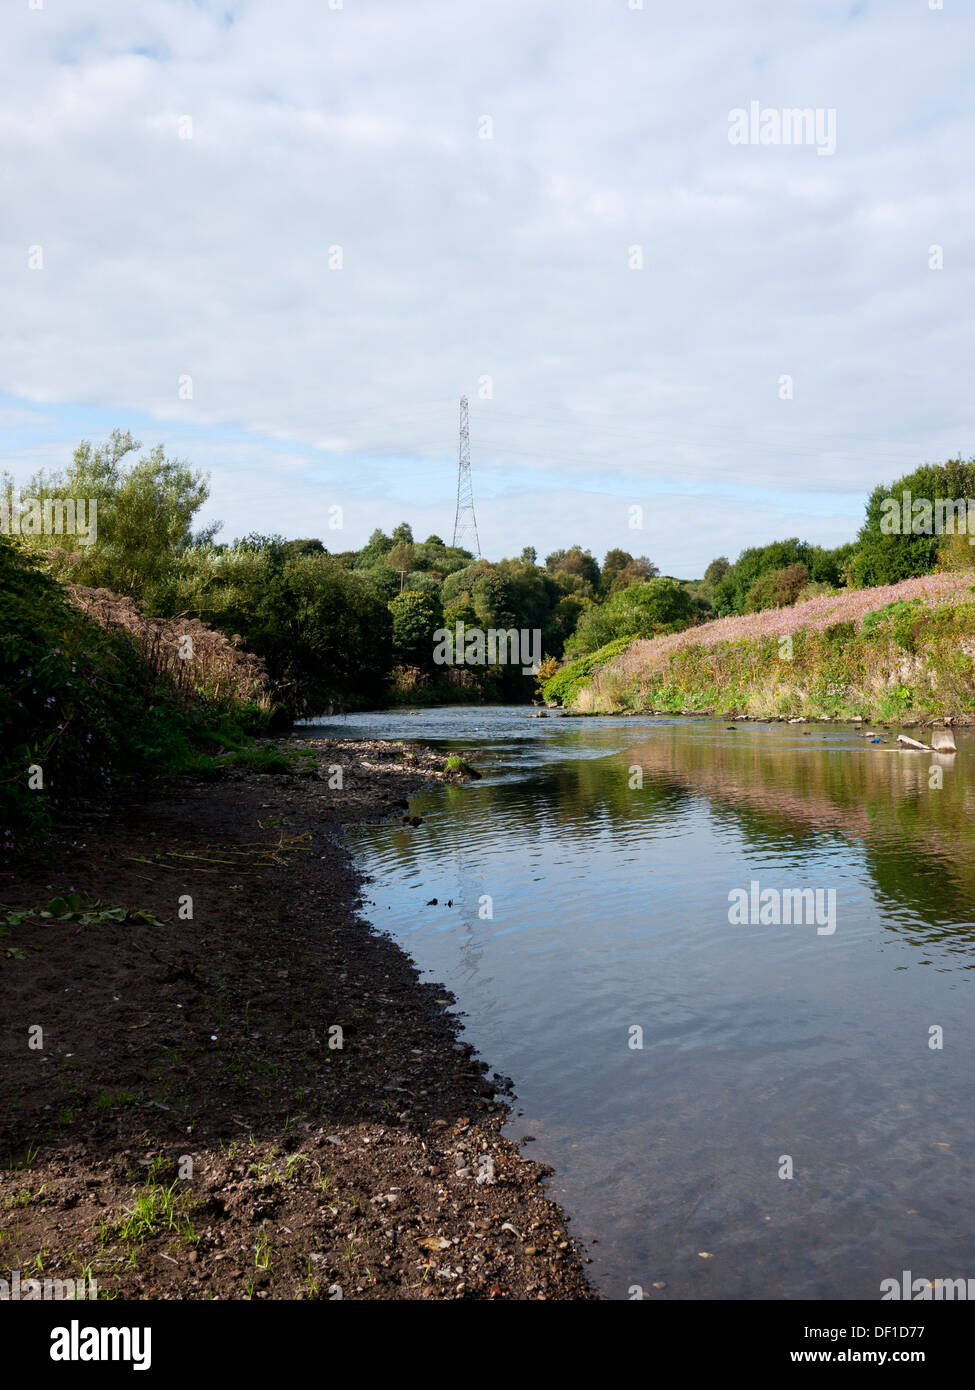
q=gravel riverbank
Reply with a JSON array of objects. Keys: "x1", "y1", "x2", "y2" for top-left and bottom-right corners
[{"x1": 0, "y1": 737, "x2": 593, "y2": 1300}]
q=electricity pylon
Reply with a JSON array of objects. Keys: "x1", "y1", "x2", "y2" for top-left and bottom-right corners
[{"x1": 452, "y1": 395, "x2": 481, "y2": 557}]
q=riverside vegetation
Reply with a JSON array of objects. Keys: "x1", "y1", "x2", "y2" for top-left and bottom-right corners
[
  {"x1": 547, "y1": 572, "x2": 975, "y2": 721},
  {"x1": 6, "y1": 432, "x2": 975, "y2": 845},
  {"x1": 1, "y1": 429, "x2": 669, "y2": 843},
  {"x1": 543, "y1": 458, "x2": 975, "y2": 722}
]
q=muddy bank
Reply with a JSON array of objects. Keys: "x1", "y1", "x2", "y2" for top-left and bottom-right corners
[{"x1": 0, "y1": 738, "x2": 592, "y2": 1300}]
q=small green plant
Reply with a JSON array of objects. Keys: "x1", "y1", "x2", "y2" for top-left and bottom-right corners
[
  {"x1": 3, "y1": 895, "x2": 168, "y2": 930},
  {"x1": 189, "y1": 744, "x2": 293, "y2": 779},
  {"x1": 6, "y1": 1144, "x2": 39, "y2": 1171},
  {"x1": 444, "y1": 754, "x2": 481, "y2": 778},
  {"x1": 254, "y1": 1224, "x2": 272, "y2": 1271},
  {"x1": 4, "y1": 1186, "x2": 44, "y2": 1209},
  {"x1": 95, "y1": 1089, "x2": 136, "y2": 1111},
  {"x1": 108, "y1": 1177, "x2": 195, "y2": 1247}
]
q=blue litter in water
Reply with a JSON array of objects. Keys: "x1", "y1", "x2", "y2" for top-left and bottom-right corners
[{"x1": 871, "y1": 737, "x2": 883, "y2": 743}]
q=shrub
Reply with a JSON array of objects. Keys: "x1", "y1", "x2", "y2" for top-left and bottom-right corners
[
  {"x1": 542, "y1": 635, "x2": 636, "y2": 706},
  {"x1": 712, "y1": 540, "x2": 852, "y2": 616},
  {"x1": 563, "y1": 578, "x2": 697, "y2": 659},
  {"x1": 936, "y1": 529, "x2": 975, "y2": 573},
  {"x1": 861, "y1": 598, "x2": 922, "y2": 650},
  {"x1": 744, "y1": 563, "x2": 810, "y2": 612},
  {"x1": 0, "y1": 538, "x2": 271, "y2": 850},
  {"x1": 1, "y1": 540, "x2": 145, "y2": 844}
]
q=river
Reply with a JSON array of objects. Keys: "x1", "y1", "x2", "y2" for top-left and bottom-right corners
[{"x1": 303, "y1": 707, "x2": 975, "y2": 1300}]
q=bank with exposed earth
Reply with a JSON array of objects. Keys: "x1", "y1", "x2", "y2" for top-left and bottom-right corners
[{"x1": 0, "y1": 737, "x2": 592, "y2": 1300}]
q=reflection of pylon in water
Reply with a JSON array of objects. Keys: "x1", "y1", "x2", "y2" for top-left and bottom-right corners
[{"x1": 452, "y1": 395, "x2": 481, "y2": 557}]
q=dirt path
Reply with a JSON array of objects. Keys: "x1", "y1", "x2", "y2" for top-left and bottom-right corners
[{"x1": 0, "y1": 738, "x2": 592, "y2": 1300}]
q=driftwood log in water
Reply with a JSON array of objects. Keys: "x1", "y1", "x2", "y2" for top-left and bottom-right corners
[{"x1": 897, "y1": 734, "x2": 932, "y2": 751}]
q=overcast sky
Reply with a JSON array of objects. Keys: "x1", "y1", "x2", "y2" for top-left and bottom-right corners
[{"x1": 1, "y1": 0, "x2": 972, "y2": 575}]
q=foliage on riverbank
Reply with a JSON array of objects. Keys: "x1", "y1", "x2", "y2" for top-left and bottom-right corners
[
  {"x1": 5, "y1": 431, "x2": 671, "y2": 713},
  {"x1": 0, "y1": 538, "x2": 274, "y2": 850},
  {"x1": 538, "y1": 637, "x2": 636, "y2": 708},
  {"x1": 543, "y1": 573, "x2": 975, "y2": 721},
  {"x1": 11, "y1": 432, "x2": 975, "y2": 721},
  {"x1": 848, "y1": 456, "x2": 975, "y2": 587}
]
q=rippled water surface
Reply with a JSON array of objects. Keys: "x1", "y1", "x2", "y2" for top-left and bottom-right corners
[{"x1": 303, "y1": 707, "x2": 975, "y2": 1299}]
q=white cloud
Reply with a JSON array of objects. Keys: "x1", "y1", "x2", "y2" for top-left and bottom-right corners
[{"x1": 0, "y1": 0, "x2": 972, "y2": 574}]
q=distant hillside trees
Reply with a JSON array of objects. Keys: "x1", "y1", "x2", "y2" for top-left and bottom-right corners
[
  {"x1": 846, "y1": 458, "x2": 975, "y2": 586},
  {"x1": 564, "y1": 576, "x2": 698, "y2": 659},
  {"x1": 390, "y1": 589, "x2": 442, "y2": 668},
  {"x1": 600, "y1": 549, "x2": 659, "y2": 595},
  {"x1": 710, "y1": 539, "x2": 853, "y2": 616}
]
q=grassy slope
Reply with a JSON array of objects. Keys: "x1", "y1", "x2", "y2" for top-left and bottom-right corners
[{"x1": 544, "y1": 572, "x2": 975, "y2": 722}]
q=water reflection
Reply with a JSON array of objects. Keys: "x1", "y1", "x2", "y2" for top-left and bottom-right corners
[{"x1": 307, "y1": 711, "x2": 975, "y2": 1298}]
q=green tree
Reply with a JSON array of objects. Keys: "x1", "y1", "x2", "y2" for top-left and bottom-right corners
[
  {"x1": 847, "y1": 459, "x2": 975, "y2": 586},
  {"x1": 390, "y1": 590, "x2": 441, "y2": 667},
  {"x1": 600, "y1": 549, "x2": 633, "y2": 593},
  {"x1": 601, "y1": 550, "x2": 659, "y2": 595},
  {"x1": 386, "y1": 539, "x2": 415, "y2": 574},
  {"x1": 354, "y1": 528, "x2": 394, "y2": 568},
  {"x1": 711, "y1": 539, "x2": 843, "y2": 615},
  {"x1": 9, "y1": 431, "x2": 213, "y2": 600},
  {"x1": 179, "y1": 545, "x2": 391, "y2": 714},
  {"x1": 704, "y1": 556, "x2": 731, "y2": 587},
  {"x1": 545, "y1": 544, "x2": 601, "y2": 597},
  {"x1": 564, "y1": 577, "x2": 697, "y2": 658}
]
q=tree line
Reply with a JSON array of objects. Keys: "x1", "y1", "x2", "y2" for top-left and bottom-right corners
[{"x1": 5, "y1": 431, "x2": 973, "y2": 719}]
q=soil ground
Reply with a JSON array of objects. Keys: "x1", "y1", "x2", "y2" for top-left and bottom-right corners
[{"x1": 0, "y1": 738, "x2": 593, "y2": 1300}]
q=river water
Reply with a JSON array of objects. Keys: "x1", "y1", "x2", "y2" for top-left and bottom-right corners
[{"x1": 303, "y1": 707, "x2": 975, "y2": 1300}]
